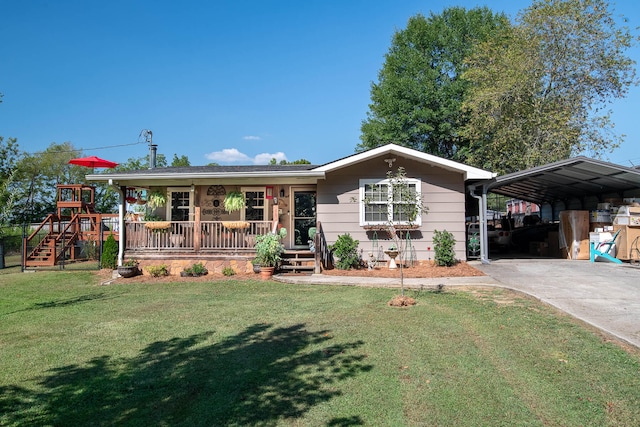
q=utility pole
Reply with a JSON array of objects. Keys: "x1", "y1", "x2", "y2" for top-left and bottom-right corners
[{"x1": 140, "y1": 129, "x2": 156, "y2": 169}]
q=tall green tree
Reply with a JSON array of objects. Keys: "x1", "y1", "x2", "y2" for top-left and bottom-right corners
[
  {"x1": 171, "y1": 154, "x2": 190, "y2": 167},
  {"x1": 13, "y1": 142, "x2": 83, "y2": 223},
  {"x1": 358, "y1": 7, "x2": 511, "y2": 159},
  {"x1": 0, "y1": 136, "x2": 22, "y2": 230},
  {"x1": 0, "y1": 95, "x2": 23, "y2": 227},
  {"x1": 461, "y1": 0, "x2": 637, "y2": 174},
  {"x1": 269, "y1": 158, "x2": 312, "y2": 165},
  {"x1": 113, "y1": 153, "x2": 168, "y2": 171}
]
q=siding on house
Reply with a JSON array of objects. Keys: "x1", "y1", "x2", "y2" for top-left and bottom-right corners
[{"x1": 317, "y1": 155, "x2": 468, "y2": 261}]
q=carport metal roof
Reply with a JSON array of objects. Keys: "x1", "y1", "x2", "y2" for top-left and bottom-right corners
[{"x1": 482, "y1": 156, "x2": 640, "y2": 206}]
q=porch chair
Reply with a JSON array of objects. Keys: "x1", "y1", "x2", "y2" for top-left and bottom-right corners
[{"x1": 590, "y1": 229, "x2": 622, "y2": 264}]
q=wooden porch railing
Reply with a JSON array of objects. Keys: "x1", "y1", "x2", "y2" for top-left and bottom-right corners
[
  {"x1": 314, "y1": 221, "x2": 333, "y2": 273},
  {"x1": 124, "y1": 220, "x2": 273, "y2": 252}
]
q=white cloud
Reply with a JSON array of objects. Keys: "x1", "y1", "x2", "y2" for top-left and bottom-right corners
[
  {"x1": 254, "y1": 152, "x2": 287, "y2": 165},
  {"x1": 204, "y1": 148, "x2": 288, "y2": 165},
  {"x1": 205, "y1": 148, "x2": 251, "y2": 163},
  {"x1": 243, "y1": 135, "x2": 261, "y2": 141}
]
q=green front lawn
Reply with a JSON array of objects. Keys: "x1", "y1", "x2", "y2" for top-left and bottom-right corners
[{"x1": 1, "y1": 271, "x2": 639, "y2": 426}]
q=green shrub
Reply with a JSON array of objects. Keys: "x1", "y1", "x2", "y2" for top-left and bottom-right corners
[
  {"x1": 146, "y1": 264, "x2": 169, "y2": 277},
  {"x1": 101, "y1": 235, "x2": 118, "y2": 269},
  {"x1": 222, "y1": 266, "x2": 235, "y2": 276},
  {"x1": 330, "y1": 233, "x2": 360, "y2": 270},
  {"x1": 192, "y1": 262, "x2": 208, "y2": 276},
  {"x1": 433, "y1": 229, "x2": 457, "y2": 267}
]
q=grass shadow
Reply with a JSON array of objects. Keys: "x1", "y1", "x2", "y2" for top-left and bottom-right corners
[
  {"x1": 32, "y1": 293, "x2": 113, "y2": 309},
  {"x1": 1, "y1": 293, "x2": 117, "y2": 317},
  {"x1": 1, "y1": 323, "x2": 372, "y2": 426}
]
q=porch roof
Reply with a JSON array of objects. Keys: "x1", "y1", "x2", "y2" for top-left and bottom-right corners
[{"x1": 87, "y1": 164, "x2": 325, "y2": 186}]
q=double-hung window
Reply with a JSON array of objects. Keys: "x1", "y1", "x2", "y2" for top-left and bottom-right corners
[{"x1": 359, "y1": 178, "x2": 422, "y2": 227}]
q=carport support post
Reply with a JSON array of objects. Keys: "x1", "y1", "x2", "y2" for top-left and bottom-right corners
[
  {"x1": 480, "y1": 188, "x2": 490, "y2": 264},
  {"x1": 469, "y1": 185, "x2": 490, "y2": 264}
]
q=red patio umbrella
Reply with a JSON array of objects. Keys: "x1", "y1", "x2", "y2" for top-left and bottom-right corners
[{"x1": 69, "y1": 155, "x2": 118, "y2": 170}]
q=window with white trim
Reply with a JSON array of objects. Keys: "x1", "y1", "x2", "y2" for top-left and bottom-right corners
[
  {"x1": 241, "y1": 187, "x2": 266, "y2": 221},
  {"x1": 167, "y1": 187, "x2": 193, "y2": 221},
  {"x1": 359, "y1": 178, "x2": 422, "y2": 226}
]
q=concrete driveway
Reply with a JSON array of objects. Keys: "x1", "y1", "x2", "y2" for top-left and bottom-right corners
[{"x1": 474, "y1": 258, "x2": 640, "y2": 349}]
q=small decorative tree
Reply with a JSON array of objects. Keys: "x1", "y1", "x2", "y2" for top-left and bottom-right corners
[{"x1": 362, "y1": 167, "x2": 428, "y2": 297}]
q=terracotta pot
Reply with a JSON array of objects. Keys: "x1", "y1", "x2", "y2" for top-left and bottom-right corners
[{"x1": 260, "y1": 266, "x2": 275, "y2": 280}]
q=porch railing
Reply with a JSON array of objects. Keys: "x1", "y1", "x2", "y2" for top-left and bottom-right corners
[
  {"x1": 124, "y1": 220, "x2": 273, "y2": 252},
  {"x1": 314, "y1": 221, "x2": 333, "y2": 272}
]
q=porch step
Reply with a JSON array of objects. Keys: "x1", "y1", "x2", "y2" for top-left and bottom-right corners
[{"x1": 280, "y1": 250, "x2": 315, "y2": 275}]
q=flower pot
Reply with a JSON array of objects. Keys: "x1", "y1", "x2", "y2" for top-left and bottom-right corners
[
  {"x1": 117, "y1": 265, "x2": 139, "y2": 278},
  {"x1": 260, "y1": 266, "x2": 275, "y2": 280},
  {"x1": 253, "y1": 264, "x2": 261, "y2": 274}
]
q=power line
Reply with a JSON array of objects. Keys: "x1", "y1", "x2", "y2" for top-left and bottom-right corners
[{"x1": 26, "y1": 140, "x2": 148, "y2": 156}]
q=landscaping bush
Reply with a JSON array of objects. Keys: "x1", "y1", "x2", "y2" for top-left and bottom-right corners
[
  {"x1": 222, "y1": 266, "x2": 235, "y2": 276},
  {"x1": 433, "y1": 229, "x2": 457, "y2": 267},
  {"x1": 193, "y1": 262, "x2": 208, "y2": 275},
  {"x1": 101, "y1": 234, "x2": 118, "y2": 269},
  {"x1": 146, "y1": 264, "x2": 169, "y2": 277},
  {"x1": 330, "y1": 233, "x2": 360, "y2": 270}
]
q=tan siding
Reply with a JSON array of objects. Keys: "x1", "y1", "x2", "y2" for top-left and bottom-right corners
[{"x1": 317, "y1": 154, "x2": 469, "y2": 261}]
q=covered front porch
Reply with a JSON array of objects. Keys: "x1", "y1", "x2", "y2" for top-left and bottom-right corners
[
  {"x1": 116, "y1": 183, "x2": 327, "y2": 274},
  {"x1": 86, "y1": 163, "x2": 329, "y2": 273}
]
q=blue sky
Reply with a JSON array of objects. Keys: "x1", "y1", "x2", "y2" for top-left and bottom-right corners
[{"x1": 1, "y1": 0, "x2": 639, "y2": 168}]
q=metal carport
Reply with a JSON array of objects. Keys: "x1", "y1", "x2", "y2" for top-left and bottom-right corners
[{"x1": 468, "y1": 156, "x2": 640, "y2": 263}]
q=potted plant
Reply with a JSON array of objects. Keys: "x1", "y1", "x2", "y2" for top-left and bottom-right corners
[
  {"x1": 144, "y1": 189, "x2": 168, "y2": 226},
  {"x1": 117, "y1": 259, "x2": 139, "y2": 278},
  {"x1": 254, "y1": 228, "x2": 286, "y2": 279},
  {"x1": 223, "y1": 191, "x2": 245, "y2": 213},
  {"x1": 251, "y1": 259, "x2": 261, "y2": 274},
  {"x1": 147, "y1": 190, "x2": 167, "y2": 209},
  {"x1": 180, "y1": 262, "x2": 208, "y2": 277}
]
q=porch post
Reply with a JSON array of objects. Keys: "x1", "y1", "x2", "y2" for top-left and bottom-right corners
[
  {"x1": 194, "y1": 206, "x2": 201, "y2": 252},
  {"x1": 116, "y1": 184, "x2": 125, "y2": 266},
  {"x1": 272, "y1": 204, "x2": 279, "y2": 234}
]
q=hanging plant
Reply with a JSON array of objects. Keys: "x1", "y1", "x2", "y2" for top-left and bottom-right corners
[
  {"x1": 147, "y1": 190, "x2": 167, "y2": 209},
  {"x1": 223, "y1": 191, "x2": 245, "y2": 213}
]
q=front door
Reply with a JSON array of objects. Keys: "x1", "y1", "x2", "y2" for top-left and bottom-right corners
[{"x1": 292, "y1": 189, "x2": 316, "y2": 248}]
